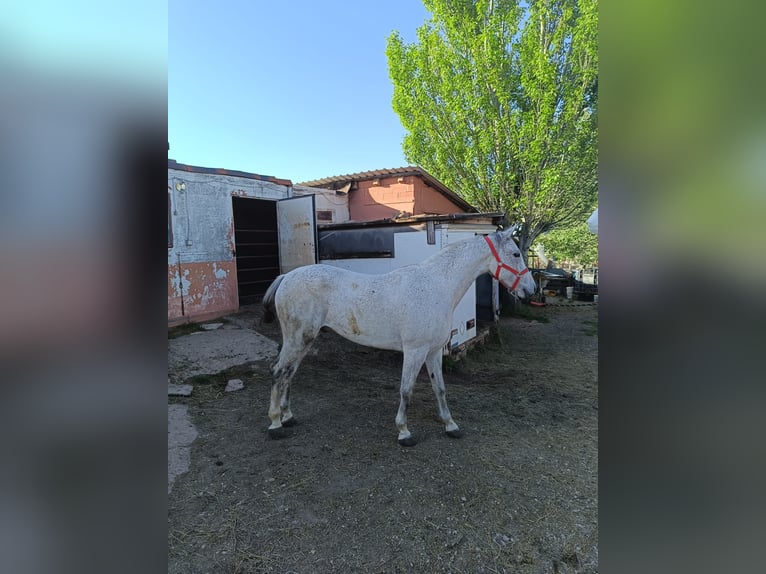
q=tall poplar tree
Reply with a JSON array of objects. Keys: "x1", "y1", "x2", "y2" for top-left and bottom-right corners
[{"x1": 387, "y1": 0, "x2": 597, "y2": 260}]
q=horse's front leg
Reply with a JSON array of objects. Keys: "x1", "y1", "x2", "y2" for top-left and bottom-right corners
[
  {"x1": 395, "y1": 348, "x2": 428, "y2": 447},
  {"x1": 425, "y1": 348, "x2": 462, "y2": 438}
]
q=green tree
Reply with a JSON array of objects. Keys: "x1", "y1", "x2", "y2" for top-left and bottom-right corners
[
  {"x1": 387, "y1": 0, "x2": 598, "y2": 262},
  {"x1": 535, "y1": 220, "x2": 598, "y2": 267}
]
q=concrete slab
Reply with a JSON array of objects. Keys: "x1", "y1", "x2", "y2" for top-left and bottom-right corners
[
  {"x1": 168, "y1": 325, "x2": 278, "y2": 491},
  {"x1": 168, "y1": 404, "x2": 198, "y2": 493},
  {"x1": 168, "y1": 384, "x2": 193, "y2": 397},
  {"x1": 200, "y1": 322, "x2": 224, "y2": 330},
  {"x1": 168, "y1": 328, "x2": 278, "y2": 382}
]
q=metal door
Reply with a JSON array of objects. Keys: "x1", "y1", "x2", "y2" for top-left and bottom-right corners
[
  {"x1": 231, "y1": 197, "x2": 280, "y2": 303},
  {"x1": 277, "y1": 194, "x2": 318, "y2": 274}
]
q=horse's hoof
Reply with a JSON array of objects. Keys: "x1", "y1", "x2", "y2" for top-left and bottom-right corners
[
  {"x1": 398, "y1": 436, "x2": 418, "y2": 447},
  {"x1": 446, "y1": 429, "x2": 464, "y2": 439},
  {"x1": 268, "y1": 427, "x2": 290, "y2": 439},
  {"x1": 281, "y1": 417, "x2": 298, "y2": 427}
]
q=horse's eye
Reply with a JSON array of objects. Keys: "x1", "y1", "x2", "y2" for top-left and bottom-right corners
[{"x1": 513, "y1": 252, "x2": 520, "y2": 258}]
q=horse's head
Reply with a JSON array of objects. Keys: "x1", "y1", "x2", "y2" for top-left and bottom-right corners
[{"x1": 485, "y1": 229, "x2": 537, "y2": 299}]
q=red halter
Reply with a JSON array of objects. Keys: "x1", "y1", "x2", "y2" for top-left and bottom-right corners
[{"x1": 484, "y1": 235, "x2": 529, "y2": 292}]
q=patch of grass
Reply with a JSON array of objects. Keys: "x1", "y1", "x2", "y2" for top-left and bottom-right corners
[
  {"x1": 185, "y1": 362, "x2": 267, "y2": 388},
  {"x1": 168, "y1": 322, "x2": 202, "y2": 339},
  {"x1": 581, "y1": 319, "x2": 598, "y2": 336},
  {"x1": 451, "y1": 324, "x2": 514, "y2": 376},
  {"x1": 502, "y1": 302, "x2": 551, "y2": 323},
  {"x1": 168, "y1": 363, "x2": 270, "y2": 407},
  {"x1": 483, "y1": 323, "x2": 507, "y2": 347},
  {"x1": 185, "y1": 373, "x2": 219, "y2": 385},
  {"x1": 443, "y1": 350, "x2": 479, "y2": 373},
  {"x1": 168, "y1": 319, "x2": 231, "y2": 339}
]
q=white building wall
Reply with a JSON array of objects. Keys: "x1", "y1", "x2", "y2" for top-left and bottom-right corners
[
  {"x1": 168, "y1": 168, "x2": 290, "y2": 266},
  {"x1": 293, "y1": 185, "x2": 349, "y2": 224}
]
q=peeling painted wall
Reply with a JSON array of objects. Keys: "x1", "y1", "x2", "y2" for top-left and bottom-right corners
[
  {"x1": 168, "y1": 164, "x2": 292, "y2": 325},
  {"x1": 167, "y1": 261, "x2": 238, "y2": 324}
]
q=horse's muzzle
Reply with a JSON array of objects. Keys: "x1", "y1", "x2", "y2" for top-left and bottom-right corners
[{"x1": 523, "y1": 286, "x2": 537, "y2": 299}]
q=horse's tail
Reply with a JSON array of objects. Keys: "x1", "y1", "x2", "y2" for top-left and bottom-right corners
[{"x1": 261, "y1": 274, "x2": 285, "y2": 324}]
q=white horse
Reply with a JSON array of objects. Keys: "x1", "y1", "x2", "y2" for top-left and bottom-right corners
[{"x1": 261, "y1": 227, "x2": 536, "y2": 446}]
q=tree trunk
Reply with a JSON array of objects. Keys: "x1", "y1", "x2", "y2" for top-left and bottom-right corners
[{"x1": 518, "y1": 226, "x2": 536, "y2": 267}]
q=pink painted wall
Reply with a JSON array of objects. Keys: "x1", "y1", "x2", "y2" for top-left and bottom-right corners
[
  {"x1": 413, "y1": 179, "x2": 467, "y2": 214},
  {"x1": 168, "y1": 260, "x2": 239, "y2": 326},
  {"x1": 348, "y1": 174, "x2": 468, "y2": 221},
  {"x1": 349, "y1": 176, "x2": 414, "y2": 221}
]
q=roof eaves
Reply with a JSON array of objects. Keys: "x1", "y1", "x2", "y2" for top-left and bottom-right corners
[
  {"x1": 318, "y1": 211, "x2": 504, "y2": 230},
  {"x1": 168, "y1": 159, "x2": 293, "y2": 186}
]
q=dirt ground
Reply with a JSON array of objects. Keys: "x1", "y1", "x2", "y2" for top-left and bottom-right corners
[{"x1": 168, "y1": 302, "x2": 598, "y2": 574}]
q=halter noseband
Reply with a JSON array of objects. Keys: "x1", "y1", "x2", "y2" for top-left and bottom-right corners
[{"x1": 484, "y1": 235, "x2": 529, "y2": 292}]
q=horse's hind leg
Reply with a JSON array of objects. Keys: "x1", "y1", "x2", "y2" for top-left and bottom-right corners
[
  {"x1": 425, "y1": 348, "x2": 462, "y2": 438},
  {"x1": 268, "y1": 327, "x2": 317, "y2": 438}
]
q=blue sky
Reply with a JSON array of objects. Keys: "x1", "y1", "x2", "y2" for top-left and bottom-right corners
[
  {"x1": 3, "y1": 1, "x2": 166, "y2": 84},
  {"x1": 169, "y1": 1, "x2": 431, "y2": 183}
]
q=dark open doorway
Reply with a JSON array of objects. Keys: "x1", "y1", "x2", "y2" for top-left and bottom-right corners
[{"x1": 231, "y1": 196, "x2": 279, "y2": 305}]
